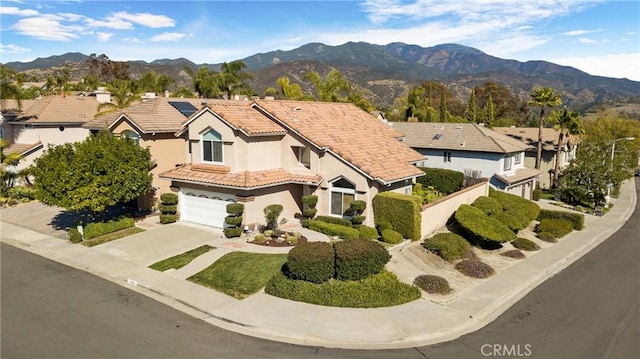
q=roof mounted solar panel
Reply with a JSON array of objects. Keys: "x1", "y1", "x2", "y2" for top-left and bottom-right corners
[
  {"x1": 432, "y1": 133, "x2": 442, "y2": 140},
  {"x1": 169, "y1": 101, "x2": 198, "y2": 117}
]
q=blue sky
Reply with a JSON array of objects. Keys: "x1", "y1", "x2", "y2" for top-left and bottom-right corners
[{"x1": 1, "y1": 0, "x2": 639, "y2": 81}]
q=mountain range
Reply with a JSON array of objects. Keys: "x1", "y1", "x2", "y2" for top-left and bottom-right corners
[{"x1": 5, "y1": 42, "x2": 639, "y2": 109}]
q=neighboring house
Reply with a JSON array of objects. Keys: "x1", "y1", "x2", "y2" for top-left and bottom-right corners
[
  {"x1": 493, "y1": 127, "x2": 578, "y2": 189},
  {"x1": 391, "y1": 122, "x2": 540, "y2": 199},
  {"x1": 159, "y1": 99, "x2": 425, "y2": 228},
  {"x1": 0, "y1": 93, "x2": 103, "y2": 171}
]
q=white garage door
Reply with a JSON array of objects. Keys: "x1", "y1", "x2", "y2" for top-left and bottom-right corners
[{"x1": 179, "y1": 189, "x2": 235, "y2": 228}]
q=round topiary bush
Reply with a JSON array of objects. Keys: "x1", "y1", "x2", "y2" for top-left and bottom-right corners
[
  {"x1": 381, "y1": 229, "x2": 403, "y2": 244},
  {"x1": 455, "y1": 204, "x2": 516, "y2": 244},
  {"x1": 501, "y1": 249, "x2": 526, "y2": 259},
  {"x1": 472, "y1": 196, "x2": 503, "y2": 215},
  {"x1": 357, "y1": 225, "x2": 379, "y2": 240},
  {"x1": 413, "y1": 275, "x2": 453, "y2": 294},
  {"x1": 511, "y1": 237, "x2": 540, "y2": 251},
  {"x1": 375, "y1": 221, "x2": 393, "y2": 234},
  {"x1": 334, "y1": 239, "x2": 391, "y2": 281},
  {"x1": 223, "y1": 227, "x2": 243, "y2": 238},
  {"x1": 455, "y1": 259, "x2": 495, "y2": 278},
  {"x1": 536, "y1": 218, "x2": 573, "y2": 239},
  {"x1": 286, "y1": 241, "x2": 335, "y2": 283},
  {"x1": 422, "y1": 232, "x2": 470, "y2": 261},
  {"x1": 160, "y1": 214, "x2": 177, "y2": 224},
  {"x1": 158, "y1": 204, "x2": 177, "y2": 214},
  {"x1": 226, "y1": 203, "x2": 244, "y2": 215},
  {"x1": 160, "y1": 193, "x2": 178, "y2": 205},
  {"x1": 224, "y1": 216, "x2": 243, "y2": 226},
  {"x1": 301, "y1": 195, "x2": 318, "y2": 207}
]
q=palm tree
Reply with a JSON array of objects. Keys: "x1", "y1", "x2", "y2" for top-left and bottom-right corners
[
  {"x1": 219, "y1": 60, "x2": 253, "y2": 99},
  {"x1": 96, "y1": 79, "x2": 141, "y2": 116},
  {"x1": 303, "y1": 68, "x2": 349, "y2": 102},
  {"x1": 549, "y1": 108, "x2": 584, "y2": 188},
  {"x1": 0, "y1": 139, "x2": 22, "y2": 197},
  {"x1": 529, "y1": 87, "x2": 562, "y2": 169}
]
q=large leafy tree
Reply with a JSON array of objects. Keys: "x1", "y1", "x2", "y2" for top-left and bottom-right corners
[
  {"x1": 529, "y1": 87, "x2": 562, "y2": 169},
  {"x1": 32, "y1": 131, "x2": 153, "y2": 214},
  {"x1": 1, "y1": 64, "x2": 23, "y2": 109},
  {"x1": 548, "y1": 108, "x2": 584, "y2": 188}
]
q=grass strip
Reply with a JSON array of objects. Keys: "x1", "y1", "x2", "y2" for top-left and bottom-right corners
[
  {"x1": 149, "y1": 245, "x2": 215, "y2": 271},
  {"x1": 81, "y1": 227, "x2": 145, "y2": 247}
]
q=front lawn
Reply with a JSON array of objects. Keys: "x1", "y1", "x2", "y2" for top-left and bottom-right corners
[
  {"x1": 149, "y1": 245, "x2": 215, "y2": 271},
  {"x1": 188, "y1": 252, "x2": 288, "y2": 299}
]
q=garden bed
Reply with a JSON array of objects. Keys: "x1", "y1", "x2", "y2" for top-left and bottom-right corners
[{"x1": 247, "y1": 231, "x2": 308, "y2": 247}]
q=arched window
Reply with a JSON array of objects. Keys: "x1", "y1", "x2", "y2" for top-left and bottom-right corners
[
  {"x1": 122, "y1": 130, "x2": 140, "y2": 143},
  {"x1": 330, "y1": 177, "x2": 356, "y2": 216},
  {"x1": 202, "y1": 129, "x2": 223, "y2": 163}
]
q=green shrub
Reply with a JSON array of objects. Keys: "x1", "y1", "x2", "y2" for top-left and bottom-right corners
[
  {"x1": 264, "y1": 204, "x2": 283, "y2": 229},
  {"x1": 537, "y1": 209, "x2": 584, "y2": 230},
  {"x1": 7, "y1": 186, "x2": 36, "y2": 200},
  {"x1": 375, "y1": 221, "x2": 393, "y2": 234},
  {"x1": 373, "y1": 192, "x2": 421, "y2": 240},
  {"x1": 455, "y1": 259, "x2": 495, "y2": 278},
  {"x1": 472, "y1": 196, "x2": 503, "y2": 215},
  {"x1": 302, "y1": 208, "x2": 317, "y2": 218},
  {"x1": 158, "y1": 204, "x2": 177, "y2": 214},
  {"x1": 532, "y1": 188, "x2": 542, "y2": 201},
  {"x1": 536, "y1": 218, "x2": 573, "y2": 239},
  {"x1": 537, "y1": 232, "x2": 557, "y2": 243},
  {"x1": 351, "y1": 215, "x2": 366, "y2": 225},
  {"x1": 226, "y1": 203, "x2": 244, "y2": 215},
  {"x1": 511, "y1": 237, "x2": 540, "y2": 251},
  {"x1": 413, "y1": 275, "x2": 453, "y2": 294},
  {"x1": 503, "y1": 208, "x2": 532, "y2": 229},
  {"x1": 417, "y1": 167, "x2": 464, "y2": 195},
  {"x1": 348, "y1": 200, "x2": 367, "y2": 212},
  {"x1": 489, "y1": 190, "x2": 540, "y2": 221},
  {"x1": 68, "y1": 227, "x2": 83, "y2": 243},
  {"x1": 265, "y1": 270, "x2": 421, "y2": 308},
  {"x1": 286, "y1": 242, "x2": 335, "y2": 284},
  {"x1": 253, "y1": 234, "x2": 266, "y2": 244},
  {"x1": 491, "y1": 211, "x2": 527, "y2": 232},
  {"x1": 83, "y1": 217, "x2": 135, "y2": 240},
  {"x1": 501, "y1": 249, "x2": 525, "y2": 259},
  {"x1": 307, "y1": 220, "x2": 360, "y2": 239},
  {"x1": 315, "y1": 215, "x2": 352, "y2": 227},
  {"x1": 358, "y1": 225, "x2": 379, "y2": 240},
  {"x1": 381, "y1": 229, "x2": 403, "y2": 244},
  {"x1": 422, "y1": 232, "x2": 470, "y2": 261},
  {"x1": 160, "y1": 214, "x2": 177, "y2": 224},
  {"x1": 224, "y1": 216, "x2": 243, "y2": 226},
  {"x1": 224, "y1": 227, "x2": 243, "y2": 238},
  {"x1": 333, "y1": 239, "x2": 390, "y2": 281},
  {"x1": 455, "y1": 204, "x2": 516, "y2": 244},
  {"x1": 301, "y1": 195, "x2": 318, "y2": 206},
  {"x1": 160, "y1": 193, "x2": 178, "y2": 205}
]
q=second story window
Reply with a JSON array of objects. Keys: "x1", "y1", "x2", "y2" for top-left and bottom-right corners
[
  {"x1": 121, "y1": 130, "x2": 140, "y2": 143},
  {"x1": 503, "y1": 155, "x2": 512, "y2": 171},
  {"x1": 443, "y1": 151, "x2": 452, "y2": 163},
  {"x1": 202, "y1": 129, "x2": 223, "y2": 163},
  {"x1": 296, "y1": 146, "x2": 311, "y2": 168},
  {"x1": 514, "y1": 152, "x2": 522, "y2": 164}
]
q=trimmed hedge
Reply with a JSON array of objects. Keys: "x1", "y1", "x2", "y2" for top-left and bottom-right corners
[
  {"x1": 83, "y1": 217, "x2": 135, "y2": 240},
  {"x1": 301, "y1": 195, "x2": 318, "y2": 206},
  {"x1": 489, "y1": 189, "x2": 540, "y2": 221},
  {"x1": 160, "y1": 193, "x2": 178, "y2": 205},
  {"x1": 286, "y1": 242, "x2": 335, "y2": 284},
  {"x1": 357, "y1": 225, "x2": 379, "y2": 240},
  {"x1": 334, "y1": 239, "x2": 390, "y2": 281},
  {"x1": 536, "y1": 218, "x2": 573, "y2": 239},
  {"x1": 375, "y1": 221, "x2": 393, "y2": 234},
  {"x1": 532, "y1": 188, "x2": 542, "y2": 201},
  {"x1": 537, "y1": 209, "x2": 584, "y2": 230},
  {"x1": 381, "y1": 229, "x2": 404, "y2": 244},
  {"x1": 373, "y1": 192, "x2": 421, "y2": 240},
  {"x1": 68, "y1": 227, "x2": 83, "y2": 243},
  {"x1": 413, "y1": 275, "x2": 453, "y2": 294},
  {"x1": 303, "y1": 208, "x2": 318, "y2": 218},
  {"x1": 265, "y1": 270, "x2": 421, "y2": 308},
  {"x1": 422, "y1": 232, "x2": 470, "y2": 261},
  {"x1": 351, "y1": 215, "x2": 366, "y2": 226},
  {"x1": 159, "y1": 204, "x2": 177, "y2": 214},
  {"x1": 417, "y1": 167, "x2": 464, "y2": 195},
  {"x1": 226, "y1": 203, "x2": 245, "y2": 215},
  {"x1": 223, "y1": 227, "x2": 243, "y2": 238},
  {"x1": 315, "y1": 215, "x2": 353, "y2": 227},
  {"x1": 491, "y1": 211, "x2": 527, "y2": 232},
  {"x1": 224, "y1": 216, "x2": 243, "y2": 226},
  {"x1": 455, "y1": 259, "x2": 495, "y2": 278},
  {"x1": 307, "y1": 220, "x2": 360, "y2": 239},
  {"x1": 455, "y1": 204, "x2": 516, "y2": 243},
  {"x1": 511, "y1": 237, "x2": 540, "y2": 251},
  {"x1": 472, "y1": 196, "x2": 503, "y2": 215},
  {"x1": 160, "y1": 214, "x2": 177, "y2": 224},
  {"x1": 224, "y1": 203, "x2": 244, "y2": 238}
]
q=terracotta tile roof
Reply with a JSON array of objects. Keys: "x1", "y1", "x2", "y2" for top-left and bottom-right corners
[
  {"x1": 12, "y1": 95, "x2": 98, "y2": 124},
  {"x1": 160, "y1": 164, "x2": 323, "y2": 189},
  {"x1": 254, "y1": 100, "x2": 424, "y2": 184},
  {"x1": 493, "y1": 127, "x2": 577, "y2": 152},
  {"x1": 390, "y1": 122, "x2": 527, "y2": 154},
  {"x1": 494, "y1": 167, "x2": 541, "y2": 185},
  {"x1": 3, "y1": 141, "x2": 42, "y2": 156},
  {"x1": 205, "y1": 102, "x2": 287, "y2": 136}
]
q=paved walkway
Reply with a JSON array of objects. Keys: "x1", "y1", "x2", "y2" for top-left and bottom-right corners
[{"x1": 1, "y1": 179, "x2": 636, "y2": 349}]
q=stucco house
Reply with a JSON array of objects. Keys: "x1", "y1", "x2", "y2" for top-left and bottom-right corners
[
  {"x1": 158, "y1": 99, "x2": 425, "y2": 228},
  {"x1": 493, "y1": 127, "x2": 578, "y2": 189},
  {"x1": 390, "y1": 122, "x2": 540, "y2": 199}
]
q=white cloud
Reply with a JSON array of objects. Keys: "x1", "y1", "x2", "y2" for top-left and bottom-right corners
[
  {"x1": 548, "y1": 53, "x2": 640, "y2": 81},
  {"x1": 12, "y1": 15, "x2": 82, "y2": 41},
  {"x1": 150, "y1": 32, "x2": 186, "y2": 42},
  {"x1": 0, "y1": 6, "x2": 39, "y2": 16},
  {"x1": 563, "y1": 29, "x2": 601, "y2": 36},
  {"x1": 111, "y1": 11, "x2": 175, "y2": 28},
  {"x1": 85, "y1": 15, "x2": 133, "y2": 30},
  {"x1": 0, "y1": 43, "x2": 31, "y2": 55},
  {"x1": 123, "y1": 37, "x2": 143, "y2": 44},
  {"x1": 579, "y1": 37, "x2": 597, "y2": 44},
  {"x1": 96, "y1": 32, "x2": 112, "y2": 42}
]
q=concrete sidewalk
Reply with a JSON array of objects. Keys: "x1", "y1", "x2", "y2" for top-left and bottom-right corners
[{"x1": 1, "y1": 179, "x2": 636, "y2": 349}]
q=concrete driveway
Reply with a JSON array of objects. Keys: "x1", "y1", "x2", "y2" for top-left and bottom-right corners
[{"x1": 0, "y1": 202, "x2": 73, "y2": 239}]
